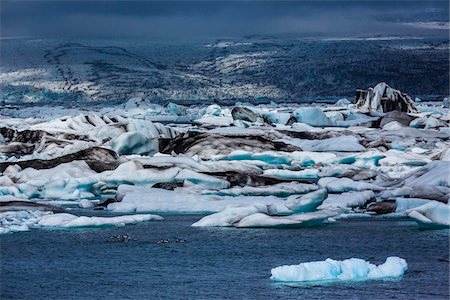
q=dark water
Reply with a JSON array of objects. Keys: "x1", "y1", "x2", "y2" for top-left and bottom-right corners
[{"x1": 1, "y1": 216, "x2": 449, "y2": 299}]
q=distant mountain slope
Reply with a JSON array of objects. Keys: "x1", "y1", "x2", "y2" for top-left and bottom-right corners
[{"x1": 0, "y1": 37, "x2": 448, "y2": 106}]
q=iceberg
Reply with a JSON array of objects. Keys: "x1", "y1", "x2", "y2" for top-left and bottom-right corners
[
  {"x1": 192, "y1": 205, "x2": 338, "y2": 228},
  {"x1": 286, "y1": 136, "x2": 365, "y2": 152},
  {"x1": 37, "y1": 213, "x2": 163, "y2": 228},
  {"x1": 285, "y1": 189, "x2": 328, "y2": 212},
  {"x1": 191, "y1": 204, "x2": 274, "y2": 227},
  {"x1": 317, "y1": 190, "x2": 376, "y2": 210},
  {"x1": 110, "y1": 131, "x2": 158, "y2": 156},
  {"x1": 108, "y1": 185, "x2": 289, "y2": 214},
  {"x1": 205, "y1": 182, "x2": 318, "y2": 197},
  {"x1": 292, "y1": 107, "x2": 334, "y2": 127},
  {"x1": 407, "y1": 201, "x2": 450, "y2": 228},
  {"x1": 318, "y1": 177, "x2": 384, "y2": 193},
  {"x1": 236, "y1": 209, "x2": 337, "y2": 228},
  {"x1": 270, "y1": 256, "x2": 407, "y2": 282}
]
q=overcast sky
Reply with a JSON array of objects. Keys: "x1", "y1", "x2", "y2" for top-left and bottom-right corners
[{"x1": 1, "y1": 1, "x2": 448, "y2": 39}]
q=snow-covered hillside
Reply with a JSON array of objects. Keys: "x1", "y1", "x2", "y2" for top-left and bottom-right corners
[{"x1": 1, "y1": 37, "x2": 448, "y2": 106}]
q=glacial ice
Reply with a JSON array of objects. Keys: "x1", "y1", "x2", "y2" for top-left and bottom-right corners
[
  {"x1": 1, "y1": 94, "x2": 449, "y2": 232},
  {"x1": 110, "y1": 131, "x2": 158, "y2": 156},
  {"x1": 285, "y1": 189, "x2": 328, "y2": 212},
  {"x1": 0, "y1": 210, "x2": 50, "y2": 234},
  {"x1": 37, "y1": 213, "x2": 163, "y2": 228},
  {"x1": 317, "y1": 190, "x2": 376, "y2": 210},
  {"x1": 192, "y1": 205, "x2": 337, "y2": 228},
  {"x1": 235, "y1": 209, "x2": 337, "y2": 228},
  {"x1": 292, "y1": 107, "x2": 334, "y2": 127},
  {"x1": 191, "y1": 204, "x2": 274, "y2": 227},
  {"x1": 318, "y1": 177, "x2": 384, "y2": 193},
  {"x1": 284, "y1": 136, "x2": 365, "y2": 152},
  {"x1": 108, "y1": 185, "x2": 290, "y2": 214},
  {"x1": 204, "y1": 182, "x2": 318, "y2": 197},
  {"x1": 407, "y1": 201, "x2": 450, "y2": 228},
  {"x1": 270, "y1": 257, "x2": 407, "y2": 282}
]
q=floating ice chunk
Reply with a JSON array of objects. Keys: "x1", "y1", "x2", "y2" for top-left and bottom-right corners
[
  {"x1": 37, "y1": 213, "x2": 163, "y2": 228},
  {"x1": 382, "y1": 121, "x2": 404, "y2": 131},
  {"x1": 3, "y1": 164, "x2": 21, "y2": 176},
  {"x1": 102, "y1": 161, "x2": 180, "y2": 187},
  {"x1": 403, "y1": 161, "x2": 450, "y2": 187},
  {"x1": 195, "y1": 116, "x2": 233, "y2": 127},
  {"x1": 290, "y1": 151, "x2": 337, "y2": 166},
  {"x1": 263, "y1": 169, "x2": 319, "y2": 180},
  {"x1": 407, "y1": 201, "x2": 450, "y2": 228},
  {"x1": 318, "y1": 190, "x2": 376, "y2": 210},
  {"x1": 224, "y1": 150, "x2": 291, "y2": 165},
  {"x1": 134, "y1": 155, "x2": 210, "y2": 172},
  {"x1": 284, "y1": 136, "x2": 365, "y2": 152},
  {"x1": 108, "y1": 185, "x2": 289, "y2": 214},
  {"x1": 5, "y1": 161, "x2": 98, "y2": 200},
  {"x1": 192, "y1": 204, "x2": 272, "y2": 227},
  {"x1": 166, "y1": 102, "x2": 187, "y2": 115},
  {"x1": 335, "y1": 98, "x2": 352, "y2": 106},
  {"x1": 270, "y1": 256, "x2": 407, "y2": 282},
  {"x1": 395, "y1": 198, "x2": 431, "y2": 212},
  {"x1": 262, "y1": 112, "x2": 292, "y2": 125},
  {"x1": 236, "y1": 209, "x2": 338, "y2": 228},
  {"x1": 318, "y1": 177, "x2": 384, "y2": 193},
  {"x1": 285, "y1": 189, "x2": 328, "y2": 212},
  {"x1": 110, "y1": 131, "x2": 158, "y2": 156},
  {"x1": 205, "y1": 104, "x2": 222, "y2": 116},
  {"x1": 175, "y1": 169, "x2": 230, "y2": 189},
  {"x1": 206, "y1": 182, "x2": 317, "y2": 197},
  {"x1": 78, "y1": 199, "x2": 95, "y2": 208},
  {"x1": 291, "y1": 122, "x2": 315, "y2": 131},
  {"x1": 292, "y1": 107, "x2": 334, "y2": 127},
  {"x1": 379, "y1": 149, "x2": 430, "y2": 167},
  {"x1": 0, "y1": 210, "x2": 51, "y2": 234},
  {"x1": 424, "y1": 116, "x2": 446, "y2": 129}
]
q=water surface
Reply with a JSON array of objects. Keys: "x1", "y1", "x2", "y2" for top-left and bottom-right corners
[{"x1": 1, "y1": 216, "x2": 449, "y2": 299}]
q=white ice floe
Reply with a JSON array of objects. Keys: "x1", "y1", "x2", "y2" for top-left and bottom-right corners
[
  {"x1": 283, "y1": 136, "x2": 365, "y2": 152},
  {"x1": 407, "y1": 201, "x2": 450, "y2": 228},
  {"x1": 395, "y1": 198, "x2": 431, "y2": 212},
  {"x1": 270, "y1": 256, "x2": 407, "y2": 282},
  {"x1": 235, "y1": 209, "x2": 337, "y2": 228},
  {"x1": 263, "y1": 169, "x2": 319, "y2": 180},
  {"x1": 402, "y1": 161, "x2": 450, "y2": 187},
  {"x1": 204, "y1": 182, "x2": 317, "y2": 197},
  {"x1": 192, "y1": 205, "x2": 337, "y2": 228},
  {"x1": 108, "y1": 185, "x2": 289, "y2": 214},
  {"x1": 37, "y1": 213, "x2": 163, "y2": 228},
  {"x1": 317, "y1": 190, "x2": 376, "y2": 210},
  {"x1": 285, "y1": 189, "x2": 328, "y2": 212},
  {"x1": 318, "y1": 177, "x2": 384, "y2": 193},
  {"x1": 0, "y1": 210, "x2": 163, "y2": 234},
  {"x1": 292, "y1": 107, "x2": 334, "y2": 127},
  {"x1": 110, "y1": 131, "x2": 158, "y2": 156},
  {"x1": 192, "y1": 204, "x2": 275, "y2": 227},
  {"x1": 0, "y1": 210, "x2": 51, "y2": 234}
]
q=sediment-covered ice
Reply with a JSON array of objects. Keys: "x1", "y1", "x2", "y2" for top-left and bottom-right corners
[
  {"x1": 270, "y1": 256, "x2": 408, "y2": 282},
  {"x1": 1, "y1": 94, "x2": 449, "y2": 225}
]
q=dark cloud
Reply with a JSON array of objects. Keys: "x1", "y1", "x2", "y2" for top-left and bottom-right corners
[{"x1": 1, "y1": 0, "x2": 448, "y2": 38}]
